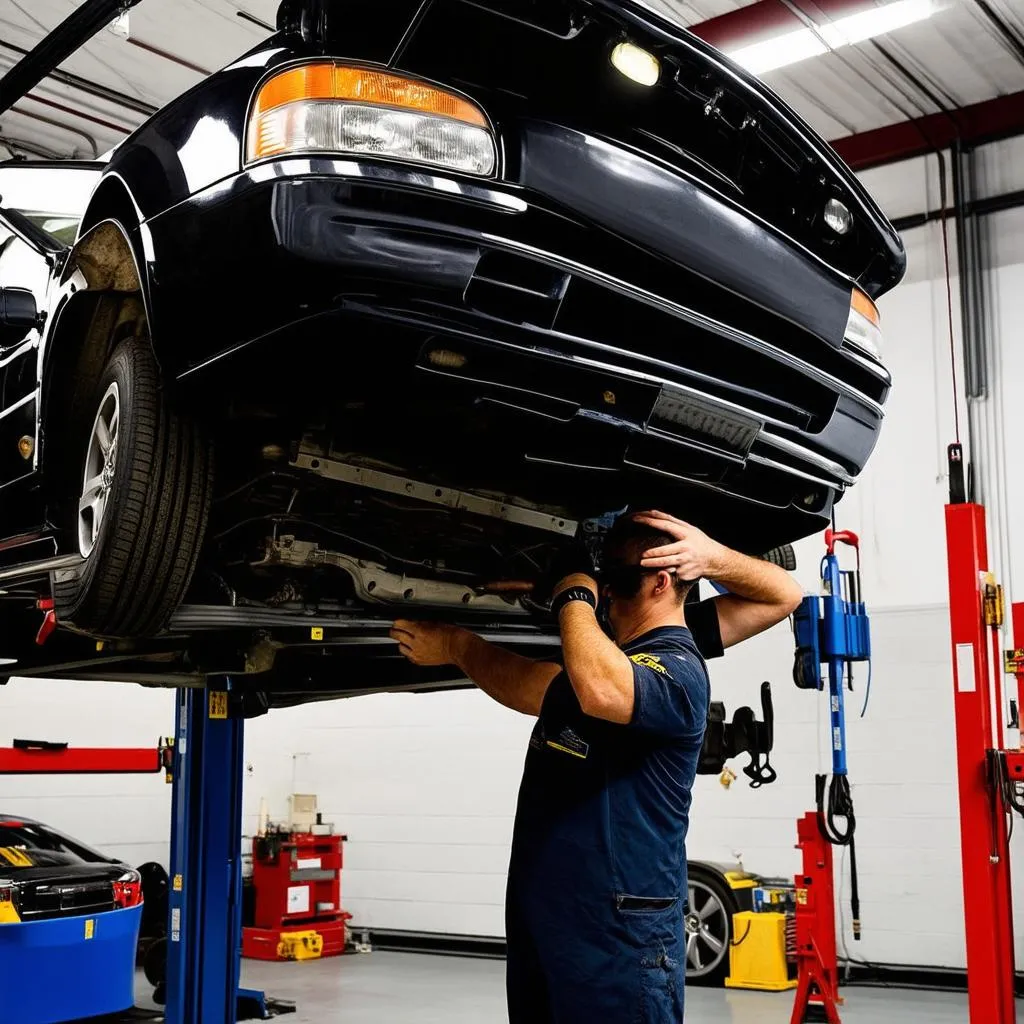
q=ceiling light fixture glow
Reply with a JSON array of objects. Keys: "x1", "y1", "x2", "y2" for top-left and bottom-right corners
[
  {"x1": 611, "y1": 42, "x2": 662, "y2": 86},
  {"x1": 727, "y1": 0, "x2": 941, "y2": 75}
]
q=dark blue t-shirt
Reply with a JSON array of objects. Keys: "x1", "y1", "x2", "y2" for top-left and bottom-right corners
[{"x1": 509, "y1": 625, "x2": 711, "y2": 918}]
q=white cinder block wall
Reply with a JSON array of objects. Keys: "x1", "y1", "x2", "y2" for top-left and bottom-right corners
[{"x1": 4, "y1": 139, "x2": 1024, "y2": 969}]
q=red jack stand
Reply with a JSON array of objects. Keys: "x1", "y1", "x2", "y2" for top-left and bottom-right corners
[{"x1": 790, "y1": 812, "x2": 842, "y2": 1024}]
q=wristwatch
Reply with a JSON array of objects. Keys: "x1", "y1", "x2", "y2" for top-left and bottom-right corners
[{"x1": 551, "y1": 586, "x2": 598, "y2": 619}]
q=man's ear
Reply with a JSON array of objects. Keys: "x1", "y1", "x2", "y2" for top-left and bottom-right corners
[{"x1": 652, "y1": 570, "x2": 674, "y2": 597}]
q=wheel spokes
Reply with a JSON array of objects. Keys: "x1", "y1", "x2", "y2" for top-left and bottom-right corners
[
  {"x1": 701, "y1": 927, "x2": 725, "y2": 955},
  {"x1": 95, "y1": 413, "x2": 113, "y2": 455},
  {"x1": 686, "y1": 932, "x2": 703, "y2": 969},
  {"x1": 79, "y1": 475, "x2": 104, "y2": 513},
  {"x1": 697, "y1": 895, "x2": 718, "y2": 922},
  {"x1": 90, "y1": 494, "x2": 105, "y2": 544}
]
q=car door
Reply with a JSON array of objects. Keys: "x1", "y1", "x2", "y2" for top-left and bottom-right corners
[
  {"x1": 0, "y1": 164, "x2": 98, "y2": 549},
  {"x1": 0, "y1": 214, "x2": 51, "y2": 492}
]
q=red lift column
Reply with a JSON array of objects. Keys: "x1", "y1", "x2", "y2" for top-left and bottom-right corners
[{"x1": 945, "y1": 499, "x2": 1016, "y2": 1024}]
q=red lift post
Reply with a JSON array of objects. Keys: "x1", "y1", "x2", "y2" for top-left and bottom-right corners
[{"x1": 945, "y1": 456, "x2": 1017, "y2": 1024}]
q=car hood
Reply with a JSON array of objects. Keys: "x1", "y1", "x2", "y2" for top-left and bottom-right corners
[{"x1": 397, "y1": 0, "x2": 905, "y2": 298}]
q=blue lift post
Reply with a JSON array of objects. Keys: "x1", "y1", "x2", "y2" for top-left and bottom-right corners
[{"x1": 166, "y1": 681, "x2": 245, "y2": 1024}]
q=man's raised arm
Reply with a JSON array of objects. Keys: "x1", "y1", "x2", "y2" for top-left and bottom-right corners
[
  {"x1": 635, "y1": 511, "x2": 803, "y2": 649},
  {"x1": 390, "y1": 620, "x2": 560, "y2": 716}
]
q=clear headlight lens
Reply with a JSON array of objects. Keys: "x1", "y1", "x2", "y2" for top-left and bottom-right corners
[
  {"x1": 845, "y1": 287, "x2": 882, "y2": 361},
  {"x1": 247, "y1": 64, "x2": 496, "y2": 177}
]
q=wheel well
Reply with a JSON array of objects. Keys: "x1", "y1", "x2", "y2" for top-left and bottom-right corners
[
  {"x1": 41, "y1": 218, "x2": 153, "y2": 537},
  {"x1": 78, "y1": 177, "x2": 141, "y2": 241}
]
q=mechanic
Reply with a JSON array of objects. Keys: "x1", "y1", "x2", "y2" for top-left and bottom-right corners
[{"x1": 390, "y1": 509, "x2": 802, "y2": 1022}]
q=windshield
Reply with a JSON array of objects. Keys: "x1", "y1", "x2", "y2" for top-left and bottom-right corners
[
  {"x1": 0, "y1": 819, "x2": 112, "y2": 870},
  {"x1": 0, "y1": 164, "x2": 102, "y2": 245}
]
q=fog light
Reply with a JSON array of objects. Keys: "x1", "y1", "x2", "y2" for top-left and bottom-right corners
[
  {"x1": 611, "y1": 42, "x2": 661, "y2": 87},
  {"x1": 824, "y1": 198, "x2": 852, "y2": 235},
  {"x1": 427, "y1": 349, "x2": 467, "y2": 369}
]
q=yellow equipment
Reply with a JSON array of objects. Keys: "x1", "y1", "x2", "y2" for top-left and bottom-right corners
[
  {"x1": 275, "y1": 930, "x2": 324, "y2": 961},
  {"x1": 725, "y1": 911, "x2": 797, "y2": 992}
]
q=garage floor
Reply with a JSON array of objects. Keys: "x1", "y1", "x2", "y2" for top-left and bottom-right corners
[{"x1": 136, "y1": 951, "x2": 988, "y2": 1022}]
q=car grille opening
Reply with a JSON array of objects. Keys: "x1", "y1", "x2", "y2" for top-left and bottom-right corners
[{"x1": 465, "y1": 250, "x2": 570, "y2": 330}]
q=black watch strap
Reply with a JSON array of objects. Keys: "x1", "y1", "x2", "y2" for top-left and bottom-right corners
[{"x1": 551, "y1": 586, "x2": 598, "y2": 618}]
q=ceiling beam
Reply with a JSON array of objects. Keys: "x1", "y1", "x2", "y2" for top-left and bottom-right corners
[
  {"x1": 0, "y1": 0, "x2": 147, "y2": 118},
  {"x1": 829, "y1": 90, "x2": 1024, "y2": 171},
  {"x1": 682, "y1": 2, "x2": 1024, "y2": 171},
  {"x1": 688, "y1": 0, "x2": 875, "y2": 49}
]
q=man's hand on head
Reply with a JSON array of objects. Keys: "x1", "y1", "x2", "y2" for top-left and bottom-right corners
[
  {"x1": 633, "y1": 510, "x2": 726, "y2": 580},
  {"x1": 390, "y1": 620, "x2": 468, "y2": 666}
]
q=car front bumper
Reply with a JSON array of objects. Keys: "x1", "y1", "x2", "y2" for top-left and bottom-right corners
[{"x1": 145, "y1": 157, "x2": 890, "y2": 550}]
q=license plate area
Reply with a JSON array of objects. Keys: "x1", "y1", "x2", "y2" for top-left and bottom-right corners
[{"x1": 648, "y1": 387, "x2": 762, "y2": 459}]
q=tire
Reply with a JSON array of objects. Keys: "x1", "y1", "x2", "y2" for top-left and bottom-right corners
[
  {"x1": 685, "y1": 865, "x2": 739, "y2": 987},
  {"x1": 53, "y1": 336, "x2": 213, "y2": 637},
  {"x1": 760, "y1": 544, "x2": 797, "y2": 571}
]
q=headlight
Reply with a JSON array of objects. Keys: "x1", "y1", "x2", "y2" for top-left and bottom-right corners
[
  {"x1": 845, "y1": 287, "x2": 882, "y2": 361},
  {"x1": 247, "y1": 64, "x2": 496, "y2": 176}
]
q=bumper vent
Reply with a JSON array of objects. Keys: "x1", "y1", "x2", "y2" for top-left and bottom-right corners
[{"x1": 466, "y1": 250, "x2": 569, "y2": 330}]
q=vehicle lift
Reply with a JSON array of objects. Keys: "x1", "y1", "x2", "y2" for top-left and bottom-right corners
[
  {"x1": 0, "y1": 697, "x2": 290, "y2": 1022},
  {"x1": 944, "y1": 444, "x2": 1022, "y2": 1024},
  {"x1": 164, "y1": 684, "x2": 293, "y2": 1022}
]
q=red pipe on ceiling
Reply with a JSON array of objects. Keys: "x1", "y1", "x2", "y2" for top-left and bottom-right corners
[
  {"x1": 830, "y1": 89, "x2": 1024, "y2": 171},
  {"x1": 684, "y1": 2, "x2": 1024, "y2": 170},
  {"x1": 688, "y1": 0, "x2": 879, "y2": 49}
]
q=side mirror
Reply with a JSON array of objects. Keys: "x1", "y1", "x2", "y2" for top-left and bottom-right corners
[{"x1": 0, "y1": 287, "x2": 41, "y2": 345}]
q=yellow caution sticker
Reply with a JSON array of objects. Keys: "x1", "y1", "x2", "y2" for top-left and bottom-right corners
[
  {"x1": 0, "y1": 847, "x2": 33, "y2": 868},
  {"x1": 173, "y1": 874, "x2": 183, "y2": 892},
  {"x1": 84, "y1": 919, "x2": 95, "y2": 940},
  {"x1": 208, "y1": 691, "x2": 228, "y2": 720},
  {"x1": 0, "y1": 892, "x2": 20, "y2": 924},
  {"x1": 796, "y1": 888, "x2": 808, "y2": 905},
  {"x1": 311, "y1": 627, "x2": 324, "y2": 641}
]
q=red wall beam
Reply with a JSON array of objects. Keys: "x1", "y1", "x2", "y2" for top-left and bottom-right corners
[
  {"x1": 690, "y1": 0, "x2": 879, "y2": 49},
  {"x1": 830, "y1": 90, "x2": 1024, "y2": 171},
  {"x1": 684, "y1": 2, "x2": 1024, "y2": 172}
]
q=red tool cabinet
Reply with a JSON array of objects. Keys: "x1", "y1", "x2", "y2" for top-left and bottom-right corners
[{"x1": 241, "y1": 831, "x2": 350, "y2": 961}]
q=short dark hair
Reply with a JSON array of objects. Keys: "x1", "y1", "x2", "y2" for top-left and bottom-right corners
[{"x1": 600, "y1": 514, "x2": 695, "y2": 603}]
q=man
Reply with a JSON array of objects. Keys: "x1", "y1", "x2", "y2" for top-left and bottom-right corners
[{"x1": 390, "y1": 509, "x2": 802, "y2": 1022}]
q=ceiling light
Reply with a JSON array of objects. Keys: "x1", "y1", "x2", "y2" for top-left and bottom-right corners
[
  {"x1": 727, "y1": 0, "x2": 942, "y2": 75},
  {"x1": 611, "y1": 42, "x2": 661, "y2": 87},
  {"x1": 824, "y1": 198, "x2": 852, "y2": 235}
]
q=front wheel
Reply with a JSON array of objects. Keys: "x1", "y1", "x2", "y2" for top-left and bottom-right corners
[{"x1": 53, "y1": 336, "x2": 213, "y2": 637}]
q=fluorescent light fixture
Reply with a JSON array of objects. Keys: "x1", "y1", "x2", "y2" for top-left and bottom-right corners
[
  {"x1": 728, "y1": 0, "x2": 941, "y2": 75},
  {"x1": 611, "y1": 42, "x2": 662, "y2": 86}
]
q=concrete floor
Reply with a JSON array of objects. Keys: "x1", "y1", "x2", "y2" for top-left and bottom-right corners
[{"x1": 135, "y1": 951, "x2": 986, "y2": 1022}]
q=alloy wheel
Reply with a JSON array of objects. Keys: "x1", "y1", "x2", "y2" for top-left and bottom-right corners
[
  {"x1": 78, "y1": 381, "x2": 120, "y2": 557},
  {"x1": 685, "y1": 878, "x2": 730, "y2": 978}
]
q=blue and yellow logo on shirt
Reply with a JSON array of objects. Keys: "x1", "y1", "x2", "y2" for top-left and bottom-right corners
[{"x1": 629, "y1": 652, "x2": 668, "y2": 675}]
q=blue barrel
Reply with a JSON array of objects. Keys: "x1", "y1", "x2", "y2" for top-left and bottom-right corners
[{"x1": 0, "y1": 903, "x2": 143, "y2": 1023}]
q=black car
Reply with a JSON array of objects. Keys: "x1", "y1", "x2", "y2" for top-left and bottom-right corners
[
  {"x1": 0, "y1": 814, "x2": 142, "y2": 922},
  {"x1": 0, "y1": 0, "x2": 903, "y2": 693}
]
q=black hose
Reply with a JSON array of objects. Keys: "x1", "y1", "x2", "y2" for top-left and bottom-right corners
[{"x1": 816, "y1": 772, "x2": 862, "y2": 940}]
